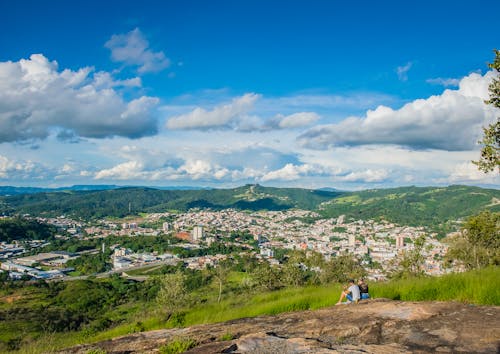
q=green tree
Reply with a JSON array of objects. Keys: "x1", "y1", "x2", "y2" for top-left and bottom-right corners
[
  {"x1": 446, "y1": 211, "x2": 500, "y2": 269},
  {"x1": 320, "y1": 253, "x2": 365, "y2": 284},
  {"x1": 390, "y1": 235, "x2": 426, "y2": 279},
  {"x1": 211, "y1": 260, "x2": 231, "y2": 303},
  {"x1": 473, "y1": 49, "x2": 500, "y2": 173},
  {"x1": 252, "y1": 262, "x2": 282, "y2": 290},
  {"x1": 156, "y1": 272, "x2": 189, "y2": 321},
  {"x1": 281, "y1": 251, "x2": 307, "y2": 287}
]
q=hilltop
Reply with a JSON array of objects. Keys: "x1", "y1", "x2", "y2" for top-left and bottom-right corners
[
  {"x1": 61, "y1": 299, "x2": 500, "y2": 353},
  {"x1": 0, "y1": 184, "x2": 498, "y2": 231}
]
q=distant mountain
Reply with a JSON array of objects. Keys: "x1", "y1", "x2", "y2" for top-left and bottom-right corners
[
  {"x1": 0, "y1": 185, "x2": 498, "y2": 232},
  {"x1": 0, "y1": 185, "x2": 211, "y2": 196},
  {"x1": 0, "y1": 185, "x2": 120, "y2": 195}
]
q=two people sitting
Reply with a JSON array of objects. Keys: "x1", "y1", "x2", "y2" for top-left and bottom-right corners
[{"x1": 336, "y1": 278, "x2": 370, "y2": 305}]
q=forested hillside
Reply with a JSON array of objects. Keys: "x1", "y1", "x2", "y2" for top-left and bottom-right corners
[
  {"x1": 0, "y1": 185, "x2": 341, "y2": 219},
  {"x1": 0, "y1": 185, "x2": 498, "y2": 230},
  {"x1": 319, "y1": 185, "x2": 500, "y2": 231}
]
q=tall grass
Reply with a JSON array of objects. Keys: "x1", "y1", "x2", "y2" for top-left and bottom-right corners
[
  {"x1": 371, "y1": 266, "x2": 500, "y2": 305},
  {"x1": 12, "y1": 267, "x2": 500, "y2": 353}
]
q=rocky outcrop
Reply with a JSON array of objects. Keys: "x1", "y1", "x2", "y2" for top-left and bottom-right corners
[{"x1": 62, "y1": 299, "x2": 499, "y2": 353}]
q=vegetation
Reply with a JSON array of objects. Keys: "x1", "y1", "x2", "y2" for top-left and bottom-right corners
[
  {"x1": 473, "y1": 49, "x2": 500, "y2": 173},
  {"x1": 0, "y1": 185, "x2": 340, "y2": 219},
  {"x1": 0, "y1": 217, "x2": 57, "y2": 242},
  {"x1": 319, "y1": 185, "x2": 500, "y2": 235},
  {"x1": 0, "y1": 264, "x2": 498, "y2": 352},
  {"x1": 159, "y1": 337, "x2": 197, "y2": 354},
  {"x1": 1, "y1": 185, "x2": 498, "y2": 233},
  {"x1": 389, "y1": 235, "x2": 427, "y2": 279},
  {"x1": 445, "y1": 211, "x2": 500, "y2": 269}
]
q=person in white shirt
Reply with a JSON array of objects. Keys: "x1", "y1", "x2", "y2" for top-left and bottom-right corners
[{"x1": 336, "y1": 279, "x2": 360, "y2": 304}]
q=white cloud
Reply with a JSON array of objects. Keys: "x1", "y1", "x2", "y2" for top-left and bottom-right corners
[
  {"x1": 339, "y1": 169, "x2": 389, "y2": 183},
  {"x1": 0, "y1": 54, "x2": 159, "y2": 143},
  {"x1": 166, "y1": 93, "x2": 259, "y2": 130},
  {"x1": 0, "y1": 154, "x2": 44, "y2": 180},
  {"x1": 94, "y1": 161, "x2": 145, "y2": 180},
  {"x1": 275, "y1": 112, "x2": 320, "y2": 129},
  {"x1": 261, "y1": 163, "x2": 315, "y2": 181},
  {"x1": 298, "y1": 71, "x2": 498, "y2": 151},
  {"x1": 105, "y1": 28, "x2": 170, "y2": 73},
  {"x1": 426, "y1": 77, "x2": 460, "y2": 87},
  {"x1": 446, "y1": 162, "x2": 499, "y2": 184},
  {"x1": 396, "y1": 62, "x2": 412, "y2": 81},
  {"x1": 166, "y1": 93, "x2": 321, "y2": 131},
  {"x1": 93, "y1": 71, "x2": 142, "y2": 88}
]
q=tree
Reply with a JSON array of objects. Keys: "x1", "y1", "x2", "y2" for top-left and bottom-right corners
[
  {"x1": 446, "y1": 211, "x2": 500, "y2": 269},
  {"x1": 281, "y1": 251, "x2": 307, "y2": 287},
  {"x1": 156, "y1": 272, "x2": 189, "y2": 321},
  {"x1": 390, "y1": 235, "x2": 427, "y2": 279},
  {"x1": 252, "y1": 262, "x2": 282, "y2": 290},
  {"x1": 473, "y1": 49, "x2": 500, "y2": 173},
  {"x1": 320, "y1": 253, "x2": 365, "y2": 284},
  {"x1": 210, "y1": 260, "x2": 231, "y2": 303}
]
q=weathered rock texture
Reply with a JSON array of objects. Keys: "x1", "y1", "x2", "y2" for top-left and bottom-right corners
[{"x1": 62, "y1": 299, "x2": 499, "y2": 353}]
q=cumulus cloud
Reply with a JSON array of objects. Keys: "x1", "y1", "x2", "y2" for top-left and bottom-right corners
[
  {"x1": 166, "y1": 93, "x2": 259, "y2": 130},
  {"x1": 105, "y1": 28, "x2": 170, "y2": 73},
  {"x1": 268, "y1": 112, "x2": 320, "y2": 129},
  {"x1": 338, "y1": 169, "x2": 389, "y2": 183},
  {"x1": 0, "y1": 154, "x2": 43, "y2": 180},
  {"x1": 446, "y1": 162, "x2": 498, "y2": 184},
  {"x1": 0, "y1": 54, "x2": 159, "y2": 143},
  {"x1": 166, "y1": 93, "x2": 319, "y2": 131},
  {"x1": 261, "y1": 163, "x2": 316, "y2": 181},
  {"x1": 396, "y1": 62, "x2": 412, "y2": 81},
  {"x1": 298, "y1": 71, "x2": 498, "y2": 151}
]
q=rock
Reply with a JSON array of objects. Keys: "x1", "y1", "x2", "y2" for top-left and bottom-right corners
[{"x1": 61, "y1": 299, "x2": 500, "y2": 353}]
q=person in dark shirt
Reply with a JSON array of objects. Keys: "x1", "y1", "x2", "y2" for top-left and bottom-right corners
[{"x1": 358, "y1": 278, "x2": 370, "y2": 299}]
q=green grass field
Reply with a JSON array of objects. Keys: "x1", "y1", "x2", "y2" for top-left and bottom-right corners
[{"x1": 4, "y1": 266, "x2": 500, "y2": 353}]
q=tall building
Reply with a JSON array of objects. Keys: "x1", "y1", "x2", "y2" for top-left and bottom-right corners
[
  {"x1": 162, "y1": 222, "x2": 170, "y2": 232},
  {"x1": 348, "y1": 234, "x2": 356, "y2": 247},
  {"x1": 396, "y1": 235, "x2": 405, "y2": 249},
  {"x1": 191, "y1": 225, "x2": 204, "y2": 241}
]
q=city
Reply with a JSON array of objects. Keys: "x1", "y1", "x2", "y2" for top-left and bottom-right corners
[{"x1": 0, "y1": 208, "x2": 449, "y2": 282}]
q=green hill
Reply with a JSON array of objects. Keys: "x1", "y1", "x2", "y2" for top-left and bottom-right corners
[
  {"x1": 318, "y1": 185, "x2": 500, "y2": 232},
  {"x1": 0, "y1": 184, "x2": 341, "y2": 219},
  {"x1": 0, "y1": 185, "x2": 498, "y2": 231}
]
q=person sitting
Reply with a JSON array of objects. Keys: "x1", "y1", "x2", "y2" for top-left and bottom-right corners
[
  {"x1": 358, "y1": 278, "x2": 370, "y2": 300},
  {"x1": 336, "y1": 279, "x2": 360, "y2": 304}
]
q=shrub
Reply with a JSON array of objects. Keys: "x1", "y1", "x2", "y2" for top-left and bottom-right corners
[{"x1": 159, "y1": 338, "x2": 197, "y2": 354}]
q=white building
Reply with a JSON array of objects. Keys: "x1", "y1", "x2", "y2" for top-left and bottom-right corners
[
  {"x1": 192, "y1": 225, "x2": 204, "y2": 241},
  {"x1": 396, "y1": 235, "x2": 405, "y2": 249},
  {"x1": 348, "y1": 234, "x2": 356, "y2": 248}
]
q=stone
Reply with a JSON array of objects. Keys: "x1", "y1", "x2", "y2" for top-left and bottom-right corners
[{"x1": 60, "y1": 299, "x2": 500, "y2": 354}]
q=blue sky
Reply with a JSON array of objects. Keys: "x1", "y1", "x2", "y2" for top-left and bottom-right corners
[{"x1": 0, "y1": 0, "x2": 499, "y2": 189}]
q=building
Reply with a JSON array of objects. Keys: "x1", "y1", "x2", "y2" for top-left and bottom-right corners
[
  {"x1": 348, "y1": 234, "x2": 356, "y2": 248},
  {"x1": 162, "y1": 222, "x2": 170, "y2": 232},
  {"x1": 191, "y1": 225, "x2": 204, "y2": 241},
  {"x1": 396, "y1": 235, "x2": 405, "y2": 249}
]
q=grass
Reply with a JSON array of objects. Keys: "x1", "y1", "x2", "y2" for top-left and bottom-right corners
[
  {"x1": 5, "y1": 267, "x2": 500, "y2": 353},
  {"x1": 371, "y1": 266, "x2": 500, "y2": 305}
]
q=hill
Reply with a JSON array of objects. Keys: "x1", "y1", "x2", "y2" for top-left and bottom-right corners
[
  {"x1": 0, "y1": 184, "x2": 342, "y2": 219},
  {"x1": 60, "y1": 299, "x2": 500, "y2": 353},
  {"x1": 319, "y1": 185, "x2": 500, "y2": 231},
  {"x1": 0, "y1": 184, "x2": 498, "y2": 230}
]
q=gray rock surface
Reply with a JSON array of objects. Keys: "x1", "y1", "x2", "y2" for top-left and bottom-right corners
[{"x1": 61, "y1": 299, "x2": 500, "y2": 353}]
